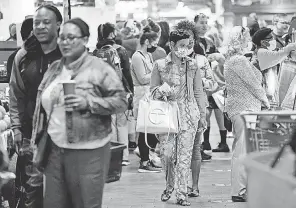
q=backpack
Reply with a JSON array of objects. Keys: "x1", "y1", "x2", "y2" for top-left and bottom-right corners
[{"x1": 93, "y1": 45, "x2": 122, "y2": 80}]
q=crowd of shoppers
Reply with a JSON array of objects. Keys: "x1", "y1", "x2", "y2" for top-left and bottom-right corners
[{"x1": 4, "y1": 3, "x2": 296, "y2": 207}]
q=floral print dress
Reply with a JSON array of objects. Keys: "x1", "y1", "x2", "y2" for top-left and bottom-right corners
[{"x1": 150, "y1": 53, "x2": 206, "y2": 200}]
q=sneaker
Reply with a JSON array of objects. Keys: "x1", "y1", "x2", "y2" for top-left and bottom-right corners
[
  {"x1": 122, "y1": 160, "x2": 130, "y2": 166},
  {"x1": 188, "y1": 189, "x2": 200, "y2": 197},
  {"x1": 212, "y1": 143, "x2": 230, "y2": 153},
  {"x1": 133, "y1": 147, "x2": 140, "y2": 158},
  {"x1": 201, "y1": 142, "x2": 211, "y2": 151},
  {"x1": 201, "y1": 151, "x2": 212, "y2": 161},
  {"x1": 138, "y1": 161, "x2": 162, "y2": 173},
  {"x1": 149, "y1": 151, "x2": 162, "y2": 168},
  {"x1": 232, "y1": 194, "x2": 247, "y2": 202}
]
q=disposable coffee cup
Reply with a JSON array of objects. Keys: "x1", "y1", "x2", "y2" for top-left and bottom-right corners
[{"x1": 62, "y1": 80, "x2": 76, "y2": 95}]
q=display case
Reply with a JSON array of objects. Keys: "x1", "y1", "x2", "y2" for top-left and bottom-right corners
[{"x1": 0, "y1": 41, "x2": 17, "y2": 83}]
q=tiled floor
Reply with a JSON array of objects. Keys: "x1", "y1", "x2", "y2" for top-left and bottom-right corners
[{"x1": 103, "y1": 115, "x2": 247, "y2": 208}]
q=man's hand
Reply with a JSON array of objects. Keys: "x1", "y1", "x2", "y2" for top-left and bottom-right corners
[{"x1": 13, "y1": 129, "x2": 22, "y2": 153}]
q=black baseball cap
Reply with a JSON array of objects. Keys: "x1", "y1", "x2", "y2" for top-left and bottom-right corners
[{"x1": 252, "y1": 28, "x2": 273, "y2": 46}]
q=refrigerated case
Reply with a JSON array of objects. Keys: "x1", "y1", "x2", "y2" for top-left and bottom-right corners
[{"x1": 0, "y1": 41, "x2": 17, "y2": 83}]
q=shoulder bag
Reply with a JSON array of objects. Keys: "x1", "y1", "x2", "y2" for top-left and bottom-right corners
[
  {"x1": 32, "y1": 105, "x2": 54, "y2": 171},
  {"x1": 223, "y1": 89, "x2": 232, "y2": 132}
]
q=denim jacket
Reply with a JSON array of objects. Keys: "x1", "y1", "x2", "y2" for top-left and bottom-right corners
[{"x1": 31, "y1": 51, "x2": 128, "y2": 146}]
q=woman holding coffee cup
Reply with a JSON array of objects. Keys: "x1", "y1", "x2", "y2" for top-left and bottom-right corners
[{"x1": 31, "y1": 18, "x2": 128, "y2": 208}]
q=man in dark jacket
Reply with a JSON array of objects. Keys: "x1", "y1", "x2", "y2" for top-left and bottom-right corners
[{"x1": 9, "y1": 5, "x2": 63, "y2": 208}]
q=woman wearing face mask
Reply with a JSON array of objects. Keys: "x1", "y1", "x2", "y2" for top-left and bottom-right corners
[
  {"x1": 94, "y1": 22, "x2": 134, "y2": 166},
  {"x1": 252, "y1": 27, "x2": 296, "y2": 105},
  {"x1": 132, "y1": 19, "x2": 165, "y2": 168},
  {"x1": 31, "y1": 18, "x2": 127, "y2": 207},
  {"x1": 224, "y1": 26, "x2": 270, "y2": 202},
  {"x1": 146, "y1": 19, "x2": 167, "y2": 61},
  {"x1": 175, "y1": 20, "x2": 215, "y2": 197},
  {"x1": 131, "y1": 25, "x2": 162, "y2": 173},
  {"x1": 150, "y1": 29, "x2": 206, "y2": 206}
]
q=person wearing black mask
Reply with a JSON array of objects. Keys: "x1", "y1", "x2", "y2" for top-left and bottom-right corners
[
  {"x1": 9, "y1": 4, "x2": 63, "y2": 207},
  {"x1": 94, "y1": 22, "x2": 134, "y2": 166},
  {"x1": 131, "y1": 25, "x2": 162, "y2": 173},
  {"x1": 146, "y1": 19, "x2": 167, "y2": 61}
]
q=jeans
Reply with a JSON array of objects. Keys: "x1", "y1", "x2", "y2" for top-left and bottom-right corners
[
  {"x1": 44, "y1": 141, "x2": 110, "y2": 208},
  {"x1": 112, "y1": 112, "x2": 129, "y2": 161},
  {"x1": 230, "y1": 114, "x2": 247, "y2": 197}
]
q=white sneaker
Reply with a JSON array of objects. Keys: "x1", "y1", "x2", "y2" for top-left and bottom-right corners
[
  {"x1": 149, "y1": 151, "x2": 162, "y2": 168},
  {"x1": 133, "y1": 147, "x2": 140, "y2": 158},
  {"x1": 122, "y1": 160, "x2": 130, "y2": 166}
]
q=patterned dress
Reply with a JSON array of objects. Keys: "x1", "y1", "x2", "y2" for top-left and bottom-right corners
[{"x1": 150, "y1": 53, "x2": 206, "y2": 200}]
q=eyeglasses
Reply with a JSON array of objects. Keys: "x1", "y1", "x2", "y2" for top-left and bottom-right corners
[{"x1": 57, "y1": 36, "x2": 84, "y2": 44}]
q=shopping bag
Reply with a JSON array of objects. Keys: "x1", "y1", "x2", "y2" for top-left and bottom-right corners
[
  {"x1": 222, "y1": 89, "x2": 232, "y2": 132},
  {"x1": 136, "y1": 98, "x2": 179, "y2": 134},
  {"x1": 281, "y1": 74, "x2": 296, "y2": 110},
  {"x1": 264, "y1": 67, "x2": 277, "y2": 99},
  {"x1": 212, "y1": 90, "x2": 225, "y2": 112},
  {"x1": 278, "y1": 59, "x2": 296, "y2": 105}
]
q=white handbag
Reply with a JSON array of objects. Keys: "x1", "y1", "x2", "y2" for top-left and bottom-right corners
[
  {"x1": 212, "y1": 90, "x2": 225, "y2": 112},
  {"x1": 136, "y1": 97, "x2": 179, "y2": 134}
]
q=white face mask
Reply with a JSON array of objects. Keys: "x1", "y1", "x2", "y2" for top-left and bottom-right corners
[
  {"x1": 267, "y1": 40, "x2": 277, "y2": 51},
  {"x1": 175, "y1": 47, "x2": 188, "y2": 58},
  {"x1": 187, "y1": 47, "x2": 194, "y2": 56},
  {"x1": 247, "y1": 42, "x2": 253, "y2": 51}
]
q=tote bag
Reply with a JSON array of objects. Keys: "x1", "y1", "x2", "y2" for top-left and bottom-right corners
[
  {"x1": 278, "y1": 59, "x2": 296, "y2": 105},
  {"x1": 136, "y1": 98, "x2": 179, "y2": 134}
]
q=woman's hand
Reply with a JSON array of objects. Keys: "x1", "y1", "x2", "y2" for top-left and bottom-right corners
[
  {"x1": 198, "y1": 117, "x2": 207, "y2": 132},
  {"x1": 262, "y1": 100, "x2": 271, "y2": 110},
  {"x1": 64, "y1": 94, "x2": 88, "y2": 112},
  {"x1": 158, "y1": 82, "x2": 172, "y2": 97}
]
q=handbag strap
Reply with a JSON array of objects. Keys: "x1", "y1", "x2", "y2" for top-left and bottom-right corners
[
  {"x1": 44, "y1": 103, "x2": 55, "y2": 129},
  {"x1": 223, "y1": 89, "x2": 227, "y2": 113}
]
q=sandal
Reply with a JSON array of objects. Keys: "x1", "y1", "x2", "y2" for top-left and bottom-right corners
[
  {"x1": 188, "y1": 189, "x2": 200, "y2": 197},
  {"x1": 176, "y1": 199, "x2": 191, "y2": 206},
  {"x1": 161, "y1": 188, "x2": 174, "y2": 202},
  {"x1": 187, "y1": 186, "x2": 192, "y2": 194}
]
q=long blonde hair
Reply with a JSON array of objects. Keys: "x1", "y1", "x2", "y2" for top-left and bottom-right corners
[{"x1": 224, "y1": 26, "x2": 250, "y2": 59}]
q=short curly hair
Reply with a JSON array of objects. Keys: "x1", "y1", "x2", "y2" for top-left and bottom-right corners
[{"x1": 174, "y1": 20, "x2": 199, "y2": 41}]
